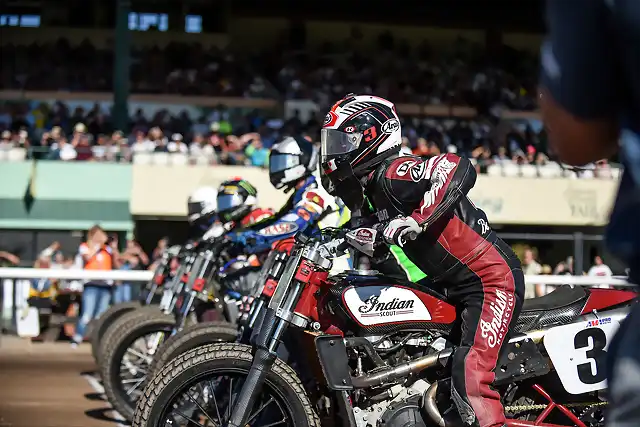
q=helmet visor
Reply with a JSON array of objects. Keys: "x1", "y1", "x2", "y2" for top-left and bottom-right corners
[
  {"x1": 187, "y1": 201, "x2": 205, "y2": 221},
  {"x1": 269, "y1": 153, "x2": 299, "y2": 174},
  {"x1": 217, "y1": 193, "x2": 244, "y2": 213},
  {"x1": 320, "y1": 129, "x2": 363, "y2": 160}
]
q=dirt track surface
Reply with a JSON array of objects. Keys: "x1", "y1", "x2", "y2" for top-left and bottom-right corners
[{"x1": 0, "y1": 336, "x2": 128, "y2": 427}]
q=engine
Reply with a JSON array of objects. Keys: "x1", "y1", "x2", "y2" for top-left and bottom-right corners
[{"x1": 348, "y1": 332, "x2": 448, "y2": 427}]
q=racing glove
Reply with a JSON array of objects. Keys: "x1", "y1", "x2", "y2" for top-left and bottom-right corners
[
  {"x1": 202, "y1": 223, "x2": 227, "y2": 241},
  {"x1": 382, "y1": 216, "x2": 421, "y2": 248},
  {"x1": 228, "y1": 231, "x2": 267, "y2": 253}
]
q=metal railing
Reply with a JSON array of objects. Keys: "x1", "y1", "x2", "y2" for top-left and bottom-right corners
[{"x1": 0, "y1": 267, "x2": 634, "y2": 337}]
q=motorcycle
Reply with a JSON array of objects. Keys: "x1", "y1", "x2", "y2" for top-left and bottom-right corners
[
  {"x1": 98, "y1": 236, "x2": 256, "y2": 421},
  {"x1": 133, "y1": 226, "x2": 638, "y2": 427}
]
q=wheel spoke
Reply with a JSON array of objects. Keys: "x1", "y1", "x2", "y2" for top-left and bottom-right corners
[
  {"x1": 125, "y1": 376, "x2": 146, "y2": 396},
  {"x1": 126, "y1": 347, "x2": 153, "y2": 363},
  {"x1": 246, "y1": 396, "x2": 275, "y2": 425},
  {"x1": 226, "y1": 377, "x2": 233, "y2": 420},
  {"x1": 121, "y1": 377, "x2": 146, "y2": 384},
  {"x1": 162, "y1": 370, "x2": 292, "y2": 427},
  {"x1": 185, "y1": 391, "x2": 219, "y2": 426},
  {"x1": 172, "y1": 409, "x2": 208, "y2": 427},
  {"x1": 259, "y1": 418, "x2": 289, "y2": 427},
  {"x1": 120, "y1": 361, "x2": 148, "y2": 375},
  {"x1": 207, "y1": 378, "x2": 224, "y2": 423}
]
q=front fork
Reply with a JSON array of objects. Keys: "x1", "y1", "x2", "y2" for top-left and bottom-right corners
[
  {"x1": 227, "y1": 281, "x2": 304, "y2": 427},
  {"x1": 177, "y1": 250, "x2": 214, "y2": 331}
]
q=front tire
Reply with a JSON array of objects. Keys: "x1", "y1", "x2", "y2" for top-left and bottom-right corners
[
  {"x1": 147, "y1": 321, "x2": 238, "y2": 381},
  {"x1": 100, "y1": 310, "x2": 176, "y2": 421},
  {"x1": 133, "y1": 343, "x2": 320, "y2": 427},
  {"x1": 90, "y1": 301, "x2": 142, "y2": 362}
]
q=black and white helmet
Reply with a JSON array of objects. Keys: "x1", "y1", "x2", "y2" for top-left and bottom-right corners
[
  {"x1": 269, "y1": 135, "x2": 318, "y2": 190},
  {"x1": 187, "y1": 186, "x2": 218, "y2": 225},
  {"x1": 320, "y1": 94, "x2": 402, "y2": 210},
  {"x1": 321, "y1": 94, "x2": 401, "y2": 178}
]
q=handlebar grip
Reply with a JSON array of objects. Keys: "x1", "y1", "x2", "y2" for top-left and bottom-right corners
[
  {"x1": 397, "y1": 230, "x2": 419, "y2": 247},
  {"x1": 336, "y1": 241, "x2": 351, "y2": 252}
]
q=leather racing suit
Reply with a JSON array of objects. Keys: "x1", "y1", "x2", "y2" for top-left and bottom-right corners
[
  {"x1": 230, "y1": 176, "x2": 343, "y2": 261},
  {"x1": 365, "y1": 153, "x2": 525, "y2": 427}
]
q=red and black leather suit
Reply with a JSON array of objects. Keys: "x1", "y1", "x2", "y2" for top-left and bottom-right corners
[{"x1": 365, "y1": 153, "x2": 525, "y2": 427}]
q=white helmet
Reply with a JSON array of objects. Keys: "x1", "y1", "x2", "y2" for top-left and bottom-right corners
[
  {"x1": 269, "y1": 135, "x2": 318, "y2": 190},
  {"x1": 187, "y1": 186, "x2": 218, "y2": 224}
]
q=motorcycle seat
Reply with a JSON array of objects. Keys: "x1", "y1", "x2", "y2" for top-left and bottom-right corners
[{"x1": 521, "y1": 286, "x2": 587, "y2": 312}]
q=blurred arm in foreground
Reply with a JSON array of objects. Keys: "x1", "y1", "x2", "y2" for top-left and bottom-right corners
[{"x1": 540, "y1": 2, "x2": 640, "y2": 427}]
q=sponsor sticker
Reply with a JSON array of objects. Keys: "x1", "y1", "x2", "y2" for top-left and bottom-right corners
[
  {"x1": 257, "y1": 222, "x2": 299, "y2": 236},
  {"x1": 344, "y1": 126, "x2": 356, "y2": 133},
  {"x1": 586, "y1": 317, "x2": 612, "y2": 328},
  {"x1": 382, "y1": 118, "x2": 400, "y2": 134},
  {"x1": 305, "y1": 191, "x2": 325, "y2": 209},
  {"x1": 296, "y1": 208, "x2": 311, "y2": 221},
  {"x1": 396, "y1": 160, "x2": 416, "y2": 177},
  {"x1": 410, "y1": 161, "x2": 426, "y2": 182},
  {"x1": 355, "y1": 228, "x2": 374, "y2": 244},
  {"x1": 420, "y1": 158, "x2": 457, "y2": 211},
  {"x1": 221, "y1": 185, "x2": 239, "y2": 194},
  {"x1": 343, "y1": 286, "x2": 432, "y2": 326}
]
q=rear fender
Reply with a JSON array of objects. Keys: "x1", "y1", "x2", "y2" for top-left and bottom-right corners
[{"x1": 581, "y1": 288, "x2": 638, "y2": 314}]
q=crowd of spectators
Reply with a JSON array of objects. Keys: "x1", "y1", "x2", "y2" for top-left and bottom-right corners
[
  {"x1": 0, "y1": 99, "x2": 620, "y2": 177},
  {"x1": 521, "y1": 247, "x2": 619, "y2": 299},
  {"x1": 2, "y1": 32, "x2": 537, "y2": 111},
  {"x1": 0, "y1": 30, "x2": 621, "y2": 174}
]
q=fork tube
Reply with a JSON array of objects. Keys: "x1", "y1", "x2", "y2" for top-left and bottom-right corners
[
  {"x1": 228, "y1": 281, "x2": 305, "y2": 427},
  {"x1": 167, "y1": 254, "x2": 200, "y2": 312},
  {"x1": 247, "y1": 298, "x2": 264, "y2": 329},
  {"x1": 144, "y1": 259, "x2": 168, "y2": 305},
  {"x1": 177, "y1": 252, "x2": 213, "y2": 330},
  {"x1": 267, "y1": 281, "x2": 301, "y2": 353}
]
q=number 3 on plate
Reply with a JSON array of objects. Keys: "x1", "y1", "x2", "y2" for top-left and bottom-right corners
[{"x1": 544, "y1": 319, "x2": 620, "y2": 395}]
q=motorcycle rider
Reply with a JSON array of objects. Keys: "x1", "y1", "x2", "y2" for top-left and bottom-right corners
[
  {"x1": 186, "y1": 186, "x2": 220, "y2": 240},
  {"x1": 228, "y1": 135, "x2": 341, "y2": 254},
  {"x1": 188, "y1": 180, "x2": 274, "y2": 242},
  {"x1": 216, "y1": 178, "x2": 274, "y2": 229},
  {"x1": 320, "y1": 94, "x2": 525, "y2": 427}
]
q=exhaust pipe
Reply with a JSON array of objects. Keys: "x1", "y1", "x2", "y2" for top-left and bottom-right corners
[
  {"x1": 351, "y1": 348, "x2": 452, "y2": 388},
  {"x1": 423, "y1": 381, "x2": 446, "y2": 427}
]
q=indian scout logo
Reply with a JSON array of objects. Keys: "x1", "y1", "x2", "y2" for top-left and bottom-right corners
[
  {"x1": 355, "y1": 228, "x2": 374, "y2": 244},
  {"x1": 358, "y1": 295, "x2": 415, "y2": 318},
  {"x1": 343, "y1": 286, "x2": 432, "y2": 326},
  {"x1": 480, "y1": 289, "x2": 515, "y2": 348}
]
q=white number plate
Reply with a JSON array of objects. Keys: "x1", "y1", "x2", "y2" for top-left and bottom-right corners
[{"x1": 544, "y1": 317, "x2": 620, "y2": 395}]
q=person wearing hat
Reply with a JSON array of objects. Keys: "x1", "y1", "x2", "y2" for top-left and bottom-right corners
[{"x1": 167, "y1": 133, "x2": 188, "y2": 153}]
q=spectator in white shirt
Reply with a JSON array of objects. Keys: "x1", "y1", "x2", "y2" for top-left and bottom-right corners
[
  {"x1": 588, "y1": 255, "x2": 614, "y2": 289},
  {"x1": 167, "y1": 133, "x2": 188, "y2": 153},
  {"x1": 50, "y1": 137, "x2": 77, "y2": 161},
  {"x1": 189, "y1": 133, "x2": 217, "y2": 163},
  {"x1": 131, "y1": 130, "x2": 155, "y2": 153}
]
